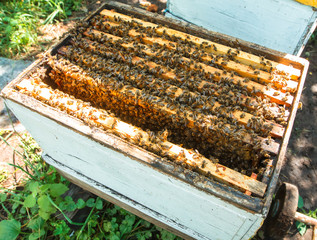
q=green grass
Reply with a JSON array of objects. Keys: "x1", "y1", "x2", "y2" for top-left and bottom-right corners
[
  {"x1": 0, "y1": 169, "x2": 9, "y2": 184},
  {"x1": 0, "y1": 129, "x2": 182, "y2": 240},
  {"x1": 0, "y1": 0, "x2": 82, "y2": 58}
]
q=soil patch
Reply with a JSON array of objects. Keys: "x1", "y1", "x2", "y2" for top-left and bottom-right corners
[
  {"x1": 0, "y1": 131, "x2": 29, "y2": 190},
  {"x1": 280, "y1": 40, "x2": 317, "y2": 210}
]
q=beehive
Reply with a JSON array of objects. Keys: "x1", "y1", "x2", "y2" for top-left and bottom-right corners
[{"x1": 14, "y1": 8, "x2": 305, "y2": 197}]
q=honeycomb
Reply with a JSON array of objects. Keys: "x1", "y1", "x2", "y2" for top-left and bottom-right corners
[{"x1": 16, "y1": 9, "x2": 302, "y2": 195}]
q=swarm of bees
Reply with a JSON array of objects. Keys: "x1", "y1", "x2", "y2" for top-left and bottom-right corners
[{"x1": 16, "y1": 10, "x2": 301, "y2": 181}]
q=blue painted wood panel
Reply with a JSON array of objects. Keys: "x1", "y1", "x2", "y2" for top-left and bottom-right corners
[
  {"x1": 4, "y1": 98, "x2": 264, "y2": 240},
  {"x1": 166, "y1": 0, "x2": 317, "y2": 55}
]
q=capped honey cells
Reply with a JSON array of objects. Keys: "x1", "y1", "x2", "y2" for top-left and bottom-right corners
[{"x1": 15, "y1": 8, "x2": 302, "y2": 194}]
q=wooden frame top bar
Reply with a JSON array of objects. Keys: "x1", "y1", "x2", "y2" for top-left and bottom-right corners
[
  {"x1": 100, "y1": 9, "x2": 302, "y2": 80},
  {"x1": 16, "y1": 78, "x2": 267, "y2": 196},
  {"x1": 1, "y1": 1, "x2": 309, "y2": 215}
]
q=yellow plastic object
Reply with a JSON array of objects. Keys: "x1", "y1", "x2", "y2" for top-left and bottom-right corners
[{"x1": 295, "y1": 0, "x2": 317, "y2": 7}]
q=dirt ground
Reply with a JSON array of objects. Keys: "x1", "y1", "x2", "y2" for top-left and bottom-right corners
[
  {"x1": 0, "y1": 131, "x2": 29, "y2": 190},
  {"x1": 269, "y1": 40, "x2": 317, "y2": 239},
  {"x1": 281, "y1": 40, "x2": 317, "y2": 211},
  {"x1": 0, "y1": 0, "x2": 316, "y2": 239}
]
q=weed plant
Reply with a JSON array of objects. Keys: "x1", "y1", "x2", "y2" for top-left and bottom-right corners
[
  {"x1": 296, "y1": 195, "x2": 317, "y2": 236},
  {"x1": 0, "y1": 0, "x2": 82, "y2": 58},
  {"x1": 0, "y1": 130, "x2": 181, "y2": 239}
]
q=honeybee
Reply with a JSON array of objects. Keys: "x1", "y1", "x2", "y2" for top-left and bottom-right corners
[{"x1": 282, "y1": 96, "x2": 288, "y2": 102}]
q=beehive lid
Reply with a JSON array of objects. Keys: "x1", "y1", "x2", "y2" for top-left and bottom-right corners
[{"x1": 166, "y1": 0, "x2": 317, "y2": 56}]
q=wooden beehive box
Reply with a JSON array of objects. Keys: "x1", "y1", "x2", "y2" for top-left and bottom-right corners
[
  {"x1": 166, "y1": 0, "x2": 317, "y2": 55},
  {"x1": 0, "y1": 1, "x2": 310, "y2": 239}
]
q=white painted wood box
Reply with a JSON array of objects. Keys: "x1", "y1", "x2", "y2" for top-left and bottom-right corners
[
  {"x1": 166, "y1": 0, "x2": 317, "y2": 56},
  {"x1": 1, "y1": 1, "x2": 310, "y2": 239}
]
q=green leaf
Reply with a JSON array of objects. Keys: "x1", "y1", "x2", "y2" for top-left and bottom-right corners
[
  {"x1": 119, "y1": 215, "x2": 136, "y2": 237},
  {"x1": 141, "y1": 220, "x2": 151, "y2": 228},
  {"x1": 298, "y1": 195, "x2": 304, "y2": 209},
  {"x1": 3, "y1": 17, "x2": 11, "y2": 22},
  {"x1": 27, "y1": 181, "x2": 39, "y2": 196},
  {"x1": 95, "y1": 198, "x2": 103, "y2": 210},
  {"x1": 38, "y1": 195, "x2": 56, "y2": 220},
  {"x1": 38, "y1": 209, "x2": 51, "y2": 220},
  {"x1": 158, "y1": 227, "x2": 178, "y2": 240},
  {"x1": 119, "y1": 208, "x2": 128, "y2": 216},
  {"x1": 296, "y1": 221, "x2": 307, "y2": 236},
  {"x1": 308, "y1": 209, "x2": 317, "y2": 219},
  {"x1": 28, "y1": 228, "x2": 45, "y2": 240},
  {"x1": 109, "y1": 232, "x2": 120, "y2": 240},
  {"x1": 125, "y1": 215, "x2": 135, "y2": 226},
  {"x1": 103, "y1": 222, "x2": 112, "y2": 232},
  {"x1": 11, "y1": 202, "x2": 20, "y2": 213},
  {"x1": 19, "y1": 207, "x2": 26, "y2": 215},
  {"x1": 49, "y1": 183, "x2": 68, "y2": 197},
  {"x1": 0, "y1": 193, "x2": 7, "y2": 203},
  {"x1": 0, "y1": 220, "x2": 21, "y2": 240},
  {"x1": 54, "y1": 196, "x2": 63, "y2": 206},
  {"x1": 103, "y1": 218, "x2": 119, "y2": 233},
  {"x1": 60, "y1": 175, "x2": 67, "y2": 183},
  {"x1": 136, "y1": 230, "x2": 152, "y2": 240},
  {"x1": 86, "y1": 198, "x2": 95, "y2": 208},
  {"x1": 59, "y1": 196, "x2": 77, "y2": 212},
  {"x1": 137, "y1": 235, "x2": 146, "y2": 240},
  {"x1": 39, "y1": 184, "x2": 51, "y2": 193},
  {"x1": 27, "y1": 217, "x2": 44, "y2": 230},
  {"x1": 119, "y1": 223, "x2": 130, "y2": 236},
  {"x1": 144, "y1": 231, "x2": 153, "y2": 238},
  {"x1": 38, "y1": 195, "x2": 53, "y2": 210},
  {"x1": 66, "y1": 204, "x2": 77, "y2": 212},
  {"x1": 53, "y1": 221, "x2": 70, "y2": 236},
  {"x1": 111, "y1": 218, "x2": 119, "y2": 229},
  {"x1": 30, "y1": 206, "x2": 38, "y2": 216},
  {"x1": 88, "y1": 217, "x2": 98, "y2": 228},
  {"x1": 24, "y1": 195, "x2": 36, "y2": 208},
  {"x1": 76, "y1": 198, "x2": 86, "y2": 209},
  {"x1": 107, "y1": 207, "x2": 117, "y2": 216}
]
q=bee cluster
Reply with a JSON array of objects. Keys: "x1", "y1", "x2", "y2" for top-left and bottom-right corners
[{"x1": 18, "y1": 10, "x2": 301, "y2": 180}]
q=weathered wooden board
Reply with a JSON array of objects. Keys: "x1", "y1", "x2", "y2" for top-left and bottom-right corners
[
  {"x1": 166, "y1": 0, "x2": 317, "y2": 55},
  {"x1": 261, "y1": 46, "x2": 310, "y2": 215},
  {"x1": 0, "y1": 2, "x2": 310, "y2": 239},
  {"x1": 5, "y1": 98, "x2": 264, "y2": 240},
  {"x1": 15, "y1": 77, "x2": 269, "y2": 196}
]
